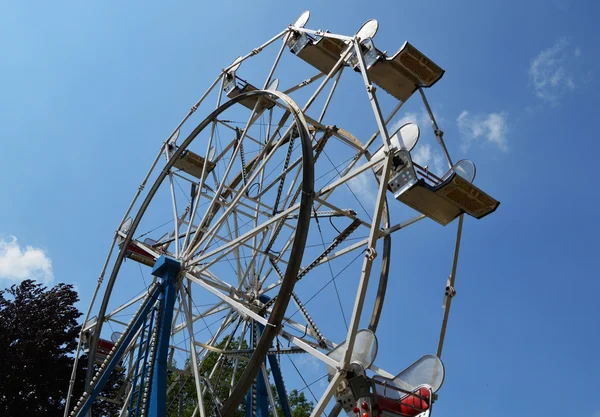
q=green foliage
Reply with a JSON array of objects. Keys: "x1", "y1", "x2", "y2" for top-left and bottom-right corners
[
  {"x1": 0, "y1": 279, "x2": 124, "y2": 417},
  {"x1": 167, "y1": 336, "x2": 248, "y2": 417},
  {"x1": 166, "y1": 337, "x2": 314, "y2": 417},
  {"x1": 73, "y1": 356, "x2": 126, "y2": 417},
  {"x1": 0, "y1": 279, "x2": 81, "y2": 416},
  {"x1": 273, "y1": 389, "x2": 313, "y2": 417},
  {"x1": 0, "y1": 279, "x2": 314, "y2": 417}
]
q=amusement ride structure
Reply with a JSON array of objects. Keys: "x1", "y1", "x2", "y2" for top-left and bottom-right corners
[{"x1": 65, "y1": 11, "x2": 499, "y2": 417}]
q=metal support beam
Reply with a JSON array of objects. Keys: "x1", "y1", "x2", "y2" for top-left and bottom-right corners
[
  {"x1": 255, "y1": 362, "x2": 269, "y2": 417},
  {"x1": 249, "y1": 323, "x2": 269, "y2": 417},
  {"x1": 267, "y1": 354, "x2": 292, "y2": 417},
  {"x1": 418, "y1": 87, "x2": 453, "y2": 170},
  {"x1": 257, "y1": 313, "x2": 292, "y2": 417},
  {"x1": 74, "y1": 284, "x2": 163, "y2": 417},
  {"x1": 148, "y1": 255, "x2": 181, "y2": 417},
  {"x1": 341, "y1": 39, "x2": 393, "y2": 369},
  {"x1": 436, "y1": 215, "x2": 464, "y2": 358}
]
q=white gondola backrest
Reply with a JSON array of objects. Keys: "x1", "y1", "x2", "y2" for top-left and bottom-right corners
[
  {"x1": 326, "y1": 329, "x2": 378, "y2": 377},
  {"x1": 373, "y1": 354, "x2": 445, "y2": 396}
]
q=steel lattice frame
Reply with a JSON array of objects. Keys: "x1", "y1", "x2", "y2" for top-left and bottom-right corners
[{"x1": 64, "y1": 13, "x2": 472, "y2": 417}]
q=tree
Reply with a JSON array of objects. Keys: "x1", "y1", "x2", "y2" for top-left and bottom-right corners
[
  {"x1": 72, "y1": 355, "x2": 126, "y2": 417},
  {"x1": 0, "y1": 280, "x2": 311, "y2": 417},
  {"x1": 0, "y1": 279, "x2": 81, "y2": 416},
  {"x1": 0, "y1": 279, "x2": 123, "y2": 417},
  {"x1": 274, "y1": 389, "x2": 314, "y2": 417},
  {"x1": 166, "y1": 336, "x2": 249, "y2": 417},
  {"x1": 166, "y1": 336, "x2": 314, "y2": 417}
]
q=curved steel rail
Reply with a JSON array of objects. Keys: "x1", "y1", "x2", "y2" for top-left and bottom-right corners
[{"x1": 86, "y1": 90, "x2": 314, "y2": 417}]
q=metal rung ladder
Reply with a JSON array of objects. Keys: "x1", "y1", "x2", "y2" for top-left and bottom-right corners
[{"x1": 128, "y1": 306, "x2": 157, "y2": 417}]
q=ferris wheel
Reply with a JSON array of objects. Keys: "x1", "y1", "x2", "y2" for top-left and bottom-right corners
[{"x1": 65, "y1": 11, "x2": 499, "y2": 417}]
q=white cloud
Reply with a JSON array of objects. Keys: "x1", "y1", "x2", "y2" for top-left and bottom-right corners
[
  {"x1": 348, "y1": 171, "x2": 377, "y2": 202},
  {"x1": 389, "y1": 111, "x2": 433, "y2": 134},
  {"x1": 0, "y1": 236, "x2": 53, "y2": 284},
  {"x1": 296, "y1": 352, "x2": 322, "y2": 372},
  {"x1": 412, "y1": 144, "x2": 445, "y2": 175},
  {"x1": 390, "y1": 112, "x2": 418, "y2": 131},
  {"x1": 457, "y1": 111, "x2": 508, "y2": 152},
  {"x1": 412, "y1": 143, "x2": 431, "y2": 166},
  {"x1": 529, "y1": 38, "x2": 579, "y2": 105},
  {"x1": 387, "y1": 111, "x2": 446, "y2": 175}
]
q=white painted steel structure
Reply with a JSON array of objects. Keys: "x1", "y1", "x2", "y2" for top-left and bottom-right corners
[{"x1": 65, "y1": 11, "x2": 499, "y2": 417}]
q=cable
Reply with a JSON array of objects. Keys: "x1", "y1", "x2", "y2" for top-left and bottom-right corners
[
  {"x1": 182, "y1": 282, "x2": 215, "y2": 339},
  {"x1": 284, "y1": 249, "x2": 364, "y2": 324},
  {"x1": 322, "y1": 150, "x2": 372, "y2": 221},
  {"x1": 137, "y1": 263, "x2": 148, "y2": 288},
  {"x1": 135, "y1": 219, "x2": 174, "y2": 240},
  {"x1": 298, "y1": 374, "x2": 329, "y2": 394},
  {"x1": 313, "y1": 205, "x2": 348, "y2": 330},
  {"x1": 288, "y1": 356, "x2": 318, "y2": 404}
]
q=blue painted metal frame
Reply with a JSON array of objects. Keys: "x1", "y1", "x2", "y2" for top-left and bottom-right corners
[
  {"x1": 75, "y1": 255, "x2": 180, "y2": 417},
  {"x1": 128, "y1": 306, "x2": 157, "y2": 416},
  {"x1": 148, "y1": 255, "x2": 181, "y2": 417},
  {"x1": 246, "y1": 321, "x2": 270, "y2": 417},
  {"x1": 75, "y1": 284, "x2": 163, "y2": 417},
  {"x1": 75, "y1": 255, "x2": 294, "y2": 417},
  {"x1": 255, "y1": 360, "x2": 269, "y2": 417},
  {"x1": 245, "y1": 321, "x2": 292, "y2": 417},
  {"x1": 255, "y1": 323, "x2": 269, "y2": 417},
  {"x1": 267, "y1": 354, "x2": 292, "y2": 417},
  {"x1": 258, "y1": 296, "x2": 292, "y2": 417}
]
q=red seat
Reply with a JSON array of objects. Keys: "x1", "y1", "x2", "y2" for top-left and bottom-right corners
[
  {"x1": 126, "y1": 243, "x2": 156, "y2": 267},
  {"x1": 376, "y1": 387, "x2": 430, "y2": 417},
  {"x1": 94, "y1": 338, "x2": 116, "y2": 364}
]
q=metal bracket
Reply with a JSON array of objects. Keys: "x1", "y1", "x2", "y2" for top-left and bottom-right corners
[
  {"x1": 347, "y1": 38, "x2": 380, "y2": 70},
  {"x1": 365, "y1": 247, "x2": 377, "y2": 261},
  {"x1": 444, "y1": 285, "x2": 456, "y2": 299},
  {"x1": 287, "y1": 32, "x2": 311, "y2": 55},
  {"x1": 388, "y1": 150, "x2": 418, "y2": 197},
  {"x1": 224, "y1": 73, "x2": 237, "y2": 94},
  {"x1": 336, "y1": 379, "x2": 357, "y2": 412}
]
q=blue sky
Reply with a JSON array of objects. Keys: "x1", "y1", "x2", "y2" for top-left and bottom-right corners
[{"x1": 1, "y1": 1, "x2": 599, "y2": 417}]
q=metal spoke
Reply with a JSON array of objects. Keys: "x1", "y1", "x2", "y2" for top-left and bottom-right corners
[{"x1": 68, "y1": 14, "x2": 497, "y2": 417}]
